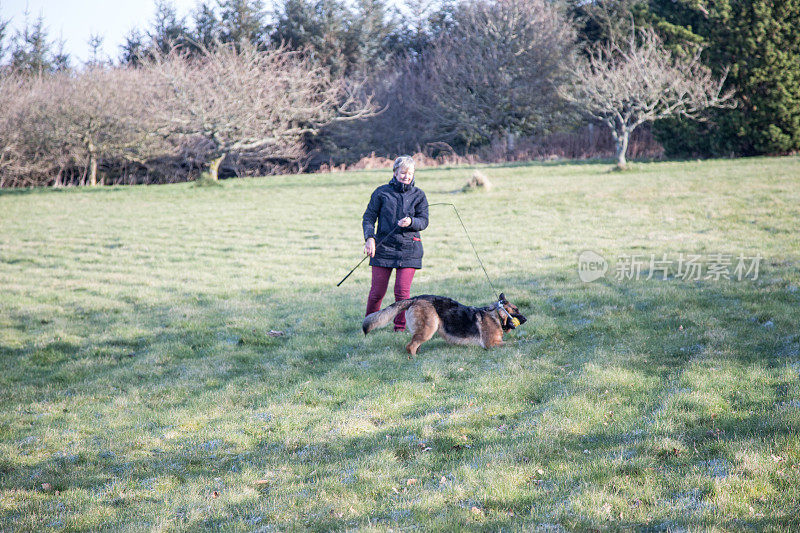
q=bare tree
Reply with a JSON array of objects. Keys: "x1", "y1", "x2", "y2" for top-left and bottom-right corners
[
  {"x1": 419, "y1": 0, "x2": 577, "y2": 150},
  {"x1": 567, "y1": 28, "x2": 734, "y2": 168},
  {"x1": 0, "y1": 74, "x2": 63, "y2": 187},
  {"x1": 150, "y1": 42, "x2": 376, "y2": 180},
  {"x1": 0, "y1": 67, "x2": 171, "y2": 188},
  {"x1": 64, "y1": 66, "x2": 170, "y2": 185},
  {"x1": 319, "y1": 0, "x2": 578, "y2": 165}
]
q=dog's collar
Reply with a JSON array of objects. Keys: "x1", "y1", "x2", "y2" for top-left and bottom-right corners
[
  {"x1": 495, "y1": 301, "x2": 520, "y2": 329},
  {"x1": 495, "y1": 301, "x2": 511, "y2": 321}
]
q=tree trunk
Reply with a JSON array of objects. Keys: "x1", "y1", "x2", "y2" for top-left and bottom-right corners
[
  {"x1": 88, "y1": 155, "x2": 98, "y2": 186},
  {"x1": 615, "y1": 128, "x2": 629, "y2": 169},
  {"x1": 205, "y1": 153, "x2": 226, "y2": 181},
  {"x1": 506, "y1": 130, "x2": 516, "y2": 154},
  {"x1": 85, "y1": 138, "x2": 99, "y2": 186}
]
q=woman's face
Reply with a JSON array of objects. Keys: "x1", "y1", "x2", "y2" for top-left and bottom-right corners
[{"x1": 395, "y1": 165, "x2": 415, "y2": 184}]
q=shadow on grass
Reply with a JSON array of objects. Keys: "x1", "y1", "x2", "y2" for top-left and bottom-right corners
[{"x1": 1, "y1": 271, "x2": 797, "y2": 529}]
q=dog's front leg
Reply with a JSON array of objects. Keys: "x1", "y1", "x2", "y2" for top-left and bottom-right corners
[
  {"x1": 480, "y1": 316, "x2": 506, "y2": 349},
  {"x1": 405, "y1": 342, "x2": 419, "y2": 357}
]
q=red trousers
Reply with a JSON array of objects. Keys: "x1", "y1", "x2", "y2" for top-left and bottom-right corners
[{"x1": 366, "y1": 266, "x2": 416, "y2": 331}]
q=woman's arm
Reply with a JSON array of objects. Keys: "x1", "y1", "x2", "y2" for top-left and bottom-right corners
[
  {"x1": 362, "y1": 189, "x2": 381, "y2": 241},
  {"x1": 407, "y1": 193, "x2": 429, "y2": 231}
]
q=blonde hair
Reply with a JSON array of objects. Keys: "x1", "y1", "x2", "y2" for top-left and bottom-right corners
[{"x1": 393, "y1": 155, "x2": 415, "y2": 175}]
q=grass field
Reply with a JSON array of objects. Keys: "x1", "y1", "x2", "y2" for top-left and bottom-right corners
[{"x1": 1, "y1": 157, "x2": 799, "y2": 531}]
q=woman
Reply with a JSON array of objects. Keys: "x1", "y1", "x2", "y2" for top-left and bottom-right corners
[{"x1": 362, "y1": 155, "x2": 429, "y2": 331}]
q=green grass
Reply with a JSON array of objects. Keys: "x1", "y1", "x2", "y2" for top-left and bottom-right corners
[{"x1": 1, "y1": 157, "x2": 799, "y2": 531}]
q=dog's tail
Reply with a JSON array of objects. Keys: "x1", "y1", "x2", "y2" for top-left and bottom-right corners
[{"x1": 362, "y1": 298, "x2": 416, "y2": 335}]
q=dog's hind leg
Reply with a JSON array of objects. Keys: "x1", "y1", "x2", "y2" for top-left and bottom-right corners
[
  {"x1": 406, "y1": 328, "x2": 436, "y2": 357},
  {"x1": 405, "y1": 305, "x2": 437, "y2": 357}
]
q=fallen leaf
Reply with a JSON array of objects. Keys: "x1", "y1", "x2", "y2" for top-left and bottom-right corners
[
  {"x1": 471, "y1": 506, "x2": 484, "y2": 517},
  {"x1": 406, "y1": 478, "x2": 417, "y2": 486},
  {"x1": 212, "y1": 490, "x2": 219, "y2": 499}
]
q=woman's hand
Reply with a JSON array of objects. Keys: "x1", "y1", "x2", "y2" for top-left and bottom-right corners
[
  {"x1": 364, "y1": 237, "x2": 376, "y2": 257},
  {"x1": 397, "y1": 217, "x2": 412, "y2": 228}
]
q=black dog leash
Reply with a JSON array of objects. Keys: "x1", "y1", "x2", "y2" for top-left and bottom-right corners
[
  {"x1": 336, "y1": 202, "x2": 500, "y2": 301},
  {"x1": 429, "y1": 202, "x2": 499, "y2": 301},
  {"x1": 336, "y1": 223, "x2": 402, "y2": 287}
]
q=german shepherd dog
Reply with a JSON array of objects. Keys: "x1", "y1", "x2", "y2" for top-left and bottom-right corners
[{"x1": 362, "y1": 293, "x2": 527, "y2": 356}]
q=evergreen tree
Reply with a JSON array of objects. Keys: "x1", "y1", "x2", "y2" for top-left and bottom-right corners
[
  {"x1": 648, "y1": 0, "x2": 800, "y2": 155},
  {"x1": 119, "y1": 1, "x2": 190, "y2": 64},
  {"x1": 272, "y1": 0, "x2": 400, "y2": 75},
  {"x1": 87, "y1": 33, "x2": 105, "y2": 66},
  {"x1": 271, "y1": 0, "x2": 351, "y2": 75},
  {"x1": 192, "y1": 2, "x2": 221, "y2": 50},
  {"x1": 217, "y1": 0, "x2": 270, "y2": 48},
  {"x1": 385, "y1": 0, "x2": 458, "y2": 59},
  {"x1": 0, "y1": 7, "x2": 9, "y2": 66},
  {"x1": 348, "y1": 0, "x2": 397, "y2": 73},
  {"x1": 120, "y1": 29, "x2": 147, "y2": 66},
  {"x1": 148, "y1": 0, "x2": 190, "y2": 54},
  {"x1": 51, "y1": 38, "x2": 70, "y2": 72},
  {"x1": 9, "y1": 13, "x2": 61, "y2": 75}
]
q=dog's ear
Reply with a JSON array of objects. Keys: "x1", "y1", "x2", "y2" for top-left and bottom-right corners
[{"x1": 499, "y1": 292, "x2": 506, "y2": 303}]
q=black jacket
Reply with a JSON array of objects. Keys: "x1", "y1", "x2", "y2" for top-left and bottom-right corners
[{"x1": 362, "y1": 177, "x2": 429, "y2": 269}]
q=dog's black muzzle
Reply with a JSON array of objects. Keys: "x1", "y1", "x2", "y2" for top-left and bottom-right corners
[{"x1": 502, "y1": 313, "x2": 527, "y2": 331}]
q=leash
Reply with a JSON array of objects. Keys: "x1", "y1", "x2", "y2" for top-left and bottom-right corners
[
  {"x1": 428, "y1": 203, "x2": 500, "y2": 301},
  {"x1": 336, "y1": 223, "x2": 402, "y2": 287},
  {"x1": 337, "y1": 202, "x2": 500, "y2": 302}
]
